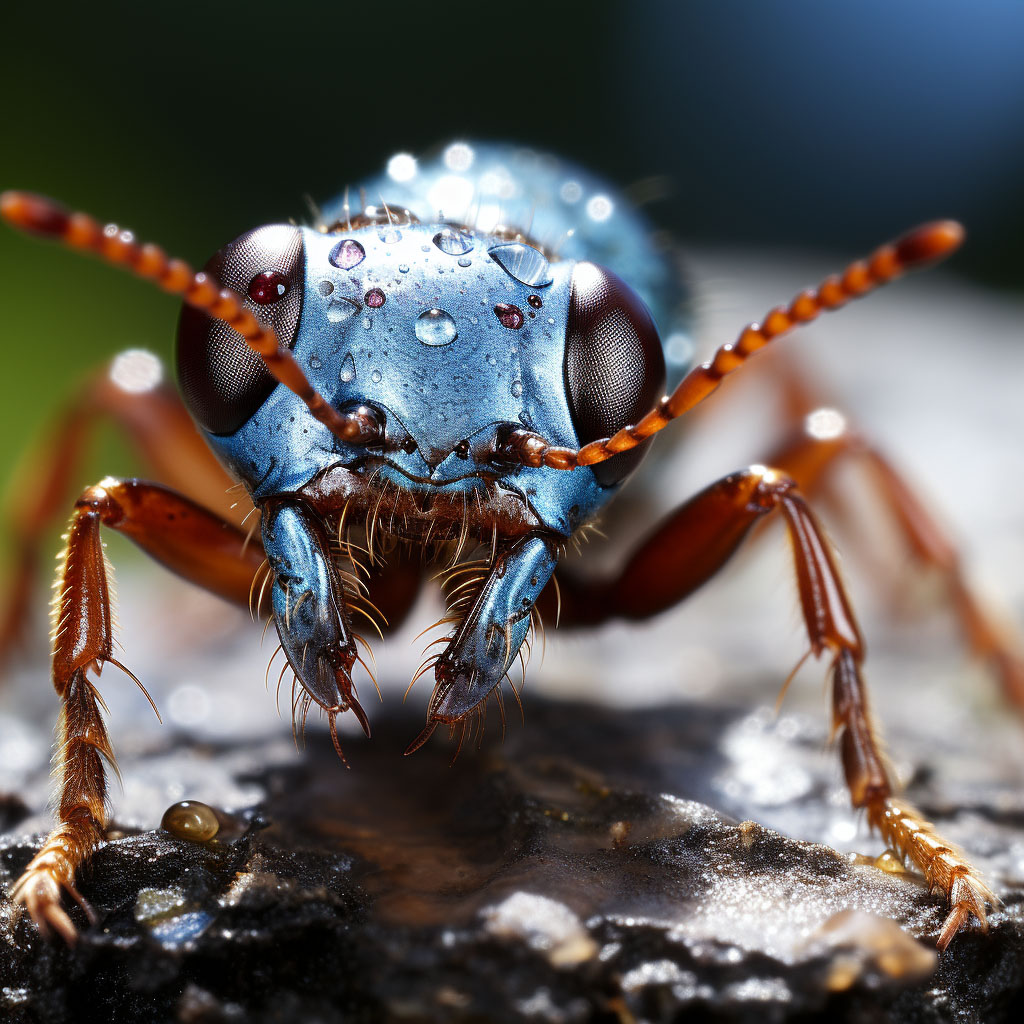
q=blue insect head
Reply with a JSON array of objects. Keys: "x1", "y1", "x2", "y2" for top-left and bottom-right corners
[{"x1": 175, "y1": 209, "x2": 666, "y2": 748}]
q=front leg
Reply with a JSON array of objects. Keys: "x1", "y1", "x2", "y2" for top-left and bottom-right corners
[
  {"x1": 410, "y1": 535, "x2": 559, "y2": 754},
  {"x1": 546, "y1": 467, "x2": 993, "y2": 949},
  {"x1": 12, "y1": 478, "x2": 267, "y2": 941}
]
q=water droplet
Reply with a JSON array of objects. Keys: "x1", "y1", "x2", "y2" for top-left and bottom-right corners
[
  {"x1": 457, "y1": 257, "x2": 472, "y2": 268},
  {"x1": 309, "y1": 354, "x2": 322, "y2": 369},
  {"x1": 511, "y1": 380, "x2": 523, "y2": 398},
  {"x1": 494, "y1": 303, "x2": 524, "y2": 330},
  {"x1": 415, "y1": 308, "x2": 458, "y2": 347},
  {"x1": 527, "y1": 294, "x2": 543, "y2": 309},
  {"x1": 339, "y1": 353, "x2": 356, "y2": 382},
  {"x1": 362, "y1": 318, "x2": 372, "y2": 330},
  {"x1": 421, "y1": 244, "x2": 431, "y2": 252},
  {"x1": 318, "y1": 280, "x2": 334, "y2": 296},
  {"x1": 326, "y1": 297, "x2": 361, "y2": 323},
  {"x1": 488, "y1": 242, "x2": 552, "y2": 287},
  {"x1": 365, "y1": 287, "x2": 386, "y2": 308},
  {"x1": 247, "y1": 271, "x2": 290, "y2": 304},
  {"x1": 486, "y1": 354, "x2": 497, "y2": 365},
  {"x1": 371, "y1": 369, "x2": 382, "y2": 383},
  {"x1": 399, "y1": 264, "x2": 410, "y2": 273},
  {"x1": 161, "y1": 800, "x2": 219, "y2": 842},
  {"x1": 377, "y1": 225, "x2": 402, "y2": 244},
  {"x1": 329, "y1": 238, "x2": 365, "y2": 270},
  {"x1": 433, "y1": 227, "x2": 473, "y2": 256}
]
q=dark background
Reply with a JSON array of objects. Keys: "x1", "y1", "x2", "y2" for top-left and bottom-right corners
[{"x1": 1, "y1": 0, "x2": 1022, "y2": 503}]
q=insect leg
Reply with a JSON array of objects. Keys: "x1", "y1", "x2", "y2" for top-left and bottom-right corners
[
  {"x1": 547, "y1": 467, "x2": 992, "y2": 948},
  {"x1": 11, "y1": 477, "x2": 267, "y2": 940},
  {"x1": 0, "y1": 356, "x2": 243, "y2": 660},
  {"x1": 757, "y1": 407, "x2": 1024, "y2": 709}
]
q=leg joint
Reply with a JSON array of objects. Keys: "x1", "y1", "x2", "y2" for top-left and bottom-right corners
[{"x1": 74, "y1": 479, "x2": 126, "y2": 525}]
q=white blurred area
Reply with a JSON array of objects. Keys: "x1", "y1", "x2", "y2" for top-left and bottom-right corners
[{"x1": 1, "y1": 245, "x2": 1023, "y2": 839}]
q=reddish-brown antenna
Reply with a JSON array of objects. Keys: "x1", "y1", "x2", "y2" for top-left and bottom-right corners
[
  {"x1": 0, "y1": 191, "x2": 378, "y2": 447},
  {"x1": 500, "y1": 221, "x2": 965, "y2": 470}
]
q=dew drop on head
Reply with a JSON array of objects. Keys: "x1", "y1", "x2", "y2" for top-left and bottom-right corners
[
  {"x1": 494, "y1": 303, "x2": 524, "y2": 330},
  {"x1": 329, "y1": 239, "x2": 366, "y2": 270},
  {"x1": 488, "y1": 242, "x2": 552, "y2": 287},
  {"x1": 326, "y1": 297, "x2": 361, "y2": 323},
  {"x1": 433, "y1": 227, "x2": 474, "y2": 256},
  {"x1": 415, "y1": 308, "x2": 458, "y2": 347}
]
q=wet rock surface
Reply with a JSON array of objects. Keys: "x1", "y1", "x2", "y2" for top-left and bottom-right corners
[{"x1": 2, "y1": 697, "x2": 1024, "y2": 1023}]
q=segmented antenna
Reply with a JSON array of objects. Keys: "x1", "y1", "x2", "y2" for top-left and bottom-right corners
[
  {"x1": 500, "y1": 221, "x2": 965, "y2": 470},
  {"x1": 0, "y1": 192, "x2": 376, "y2": 447}
]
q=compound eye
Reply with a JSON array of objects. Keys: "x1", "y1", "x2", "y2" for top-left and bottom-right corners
[
  {"x1": 563, "y1": 262, "x2": 666, "y2": 487},
  {"x1": 177, "y1": 225, "x2": 304, "y2": 435}
]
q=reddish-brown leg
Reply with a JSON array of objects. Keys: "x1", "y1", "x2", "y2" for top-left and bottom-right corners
[
  {"x1": 1, "y1": 354, "x2": 244, "y2": 658},
  {"x1": 760, "y1": 412, "x2": 1024, "y2": 708},
  {"x1": 543, "y1": 467, "x2": 993, "y2": 949},
  {"x1": 11, "y1": 477, "x2": 267, "y2": 942}
]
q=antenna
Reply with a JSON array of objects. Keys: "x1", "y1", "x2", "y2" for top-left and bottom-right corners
[
  {"x1": 500, "y1": 221, "x2": 965, "y2": 470},
  {"x1": 0, "y1": 192, "x2": 380, "y2": 447}
]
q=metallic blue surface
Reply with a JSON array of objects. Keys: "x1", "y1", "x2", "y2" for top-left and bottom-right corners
[
  {"x1": 208, "y1": 221, "x2": 608, "y2": 537},
  {"x1": 261, "y1": 503, "x2": 354, "y2": 712},
  {"x1": 346, "y1": 141, "x2": 695, "y2": 379},
  {"x1": 186, "y1": 141, "x2": 691, "y2": 725},
  {"x1": 430, "y1": 535, "x2": 558, "y2": 721}
]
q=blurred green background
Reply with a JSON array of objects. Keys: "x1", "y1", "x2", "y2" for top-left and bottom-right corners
[{"x1": 1, "y1": 0, "x2": 1022, "y2": 556}]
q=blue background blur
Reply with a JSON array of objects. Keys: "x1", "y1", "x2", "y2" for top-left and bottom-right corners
[{"x1": 1, "y1": 0, "x2": 1022, "y2": 488}]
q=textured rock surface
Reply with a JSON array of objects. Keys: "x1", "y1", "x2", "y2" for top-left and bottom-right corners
[{"x1": 2, "y1": 697, "x2": 1024, "y2": 1023}]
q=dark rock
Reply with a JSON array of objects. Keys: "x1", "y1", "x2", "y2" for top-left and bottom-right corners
[{"x1": 2, "y1": 697, "x2": 1023, "y2": 1024}]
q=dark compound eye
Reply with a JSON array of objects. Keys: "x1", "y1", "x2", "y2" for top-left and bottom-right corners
[
  {"x1": 247, "y1": 270, "x2": 290, "y2": 304},
  {"x1": 177, "y1": 224, "x2": 305, "y2": 435},
  {"x1": 563, "y1": 262, "x2": 665, "y2": 487}
]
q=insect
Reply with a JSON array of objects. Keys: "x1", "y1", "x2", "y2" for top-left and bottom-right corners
[{"x1": 0, "y1": 142, "x2": 1014, "y2": 949}]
